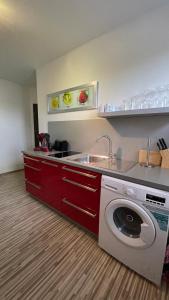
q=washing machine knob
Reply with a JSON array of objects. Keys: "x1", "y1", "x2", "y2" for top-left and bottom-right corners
[{"x1": 126, "y1": 187, "x2": 136, "y2": 198}]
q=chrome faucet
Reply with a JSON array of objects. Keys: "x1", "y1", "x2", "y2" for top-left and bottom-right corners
[{"x1": 96, "y1": 135, "x2": 113, "y2": 158}]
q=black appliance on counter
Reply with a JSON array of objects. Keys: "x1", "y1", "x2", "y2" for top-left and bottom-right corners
[
  {"x1": 49, "y1": 151, "x2": 81, "y2": 158},
  {"x1": 52, "y1": 140, "x2": 69, "y2": 152}
]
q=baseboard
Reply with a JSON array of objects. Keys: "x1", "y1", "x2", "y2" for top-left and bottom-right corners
[
  {"x1": 0, "y1": 164, "x2": 24, "y2": 175},
  {"x1": 0, "y1": 169, "x2": 24, "y2": 175}
]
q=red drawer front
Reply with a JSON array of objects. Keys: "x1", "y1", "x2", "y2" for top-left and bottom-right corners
[
  {"x1": 62, "y1": 164, "x2": 101, "y2": 188},
  {"x1": 23, "y1": 155, "x2": 41, "y2": 168},
  {"x1": 44, "y1": 192, "x2": 61, "y2": 210},
  {"x1": 41, "y1": 159, "x2": 61, "y2": 180},
  {"x1": 24, "y1": 165, "x2": 41, "y2": 185},
  {"x1": 60, "y1": 177, "x2": 100, "y2": 212},
  {"x1": 41, "y1": 159, "x2": 63, "y2": 209},
  {"x1": 26, "y1": 181, "x2": 42, "y2": 199},
  {"x1": 60, "y1": 197, "x2": 99, "y2": 235}
]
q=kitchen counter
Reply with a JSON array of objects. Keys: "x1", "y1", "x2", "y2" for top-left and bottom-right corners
[{"x1": 23, "y1": 150, "x2": 169, "y2": 192}]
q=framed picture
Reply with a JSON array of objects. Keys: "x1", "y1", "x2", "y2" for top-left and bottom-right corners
[{"x1": 47, "y1": 81, "x2": 98, "y2": 114}]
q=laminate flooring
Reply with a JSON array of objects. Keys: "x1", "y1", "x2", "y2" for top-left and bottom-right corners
[{"x1": 0, "y1": 171, "x2": 169, "y2": 300}]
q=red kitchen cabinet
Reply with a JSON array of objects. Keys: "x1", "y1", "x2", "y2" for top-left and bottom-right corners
[
  {"x1": 23, "y1": 154, "x2": 101, "y2": 235},
  {"x1": 24, "y1": 155, "x2": 41, "y2": 169},
  {"x1": 40, "y1": 159, "x2": 63, "y2": 210},
  {"x1": 25, "y1": 180, "x2": 42, "y2": 200},
  {"x1": 60, "y1": 164, "x2": 101, "y2": 234},
  {"x1": 23, "y1": 155, "x2": 63, "y2": 210},
  {"x1": 23, "y1": 155, "x2": 42, "y2": 199},
  {"x1": 62, "y1": 164, "x2": 100, "y2": 188},
  {"x1": 24, "y1": 164, "x2": 41, "y2": 186},
  {"x1": 61, "y1": 198, "x2": 99, "y2": 234}
]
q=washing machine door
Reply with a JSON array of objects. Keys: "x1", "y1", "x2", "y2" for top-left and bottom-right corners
[{"x1": 105, "y1": 198, "x2": 156, "y2": 248}]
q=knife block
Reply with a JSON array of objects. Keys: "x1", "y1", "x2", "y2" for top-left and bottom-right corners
[
  {"x1": 160, "y1": 149, "x2": 169, "y2": 168},
  {"x1": 138, "y1": 150, "x2": 161, "y2": 166}
]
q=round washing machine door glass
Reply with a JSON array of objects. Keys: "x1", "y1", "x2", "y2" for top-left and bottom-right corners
[{"x1": 105, "y1": 198, "x2": 156, "y2": 248}]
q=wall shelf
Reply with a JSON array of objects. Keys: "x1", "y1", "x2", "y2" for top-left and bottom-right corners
[{"x1": 98, "y1": 107, "x2": 169, "y2": 118}]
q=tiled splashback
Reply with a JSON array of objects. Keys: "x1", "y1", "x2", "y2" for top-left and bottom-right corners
[{"x1": 48, "y1": 117, "x2": 169, "y2": 161}]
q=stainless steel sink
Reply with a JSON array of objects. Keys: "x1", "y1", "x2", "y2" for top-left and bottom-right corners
[
  {"x1": 70, "y1": 154, "x2": 109, "y2": 164},
  {"x1": 68, "y1": 153, "x2": 136, "y2": 172}
]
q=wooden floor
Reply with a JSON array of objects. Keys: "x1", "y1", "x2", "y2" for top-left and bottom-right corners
[{"x1": 0, "y1": 171, "x2": 169, "y2": 300}]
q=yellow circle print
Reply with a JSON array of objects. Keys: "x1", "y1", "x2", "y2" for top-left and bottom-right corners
[
  {"x1": 63, "y1": 92, "x2": 72, "y2": 106},
  {"x1": 51, "y1": 97, "x2": 59, "y2": 110}
]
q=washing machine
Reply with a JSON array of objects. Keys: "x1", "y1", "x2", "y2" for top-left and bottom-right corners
[{"x1": 99, "y1": 175, "x2": 169, "y2": 285}]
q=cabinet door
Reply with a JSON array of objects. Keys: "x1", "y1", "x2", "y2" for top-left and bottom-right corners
[
  {"x1": 25, "y1": 180, "x2": 42, "y2": 199},
  {"x1": 60, "y1": 175, "x2": 101, "y2": 234},
  {"x1": 60, "y1": 176, "x2": 100, "y2": 211},
  {"x1": 24, "y1": 155, "x2": 41, "y2": 168},
  {"x1": 60, "y1": 197, "x2": 99, "y2": 234},
  {"x1": 62, "y1": 164, "x2": 101, "y2": 188},
  {"x1": 24, "y1": 164, "x2": 41, "y2": 185},
  {"x1": 24, "y1": 155, "x2": 42, "y2": 199},
  {"x1": 41, "y1": 159, "x2": 62, "y2": 210}
]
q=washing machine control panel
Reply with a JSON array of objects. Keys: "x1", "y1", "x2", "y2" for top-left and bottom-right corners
[
  {"x1": 145, "y1": 193, "x2": 166, "y2": 206},
  {"x1": 102, "y1": 176, "x2": 169, "y2": 209},
  {"x1": 124, "y1": 187, "x2": 136, "y2": 198},
  {"x1": 122, "y1": 183, "x2": 169, "y2": 209}
]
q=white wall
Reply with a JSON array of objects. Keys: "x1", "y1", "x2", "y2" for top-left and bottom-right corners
[
  {"x1": 0, "y1": 79, "x2": 34, "y2": 174},
  {"x1": 37, "y1": 4, "x2": 169, "y2": 133}
]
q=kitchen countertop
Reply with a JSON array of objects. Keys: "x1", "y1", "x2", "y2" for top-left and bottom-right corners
[{"x1": 22, "y1": 150, "x2": 169, "y2": 192}]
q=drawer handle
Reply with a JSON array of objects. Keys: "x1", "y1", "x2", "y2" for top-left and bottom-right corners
[
  {"x1": 24, "y1": 156, "x2": 40, "y2": 162},
  {"x1": 62, "y1": 177, "x2": 97, "y2": 193},
  {"x1": 62, "y1": 198, "x2": 97, "y2": 218},
  {"x1": 25, "y1": 179, "x2": 41, "y2": 190},
  {"x1": 42, "y1": 161, "x2": 58, "y2": 167},
  {"x1": 24, "y1": 164, "x2": 40, "y2": 171},
  {"x1": 62, "y1": 166, "x2": 97, "y2": 179}
]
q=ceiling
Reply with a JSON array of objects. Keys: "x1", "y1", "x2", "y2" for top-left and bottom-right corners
[{"x1": 0, "y1": 0, "x2": 167, "y2": 86}]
